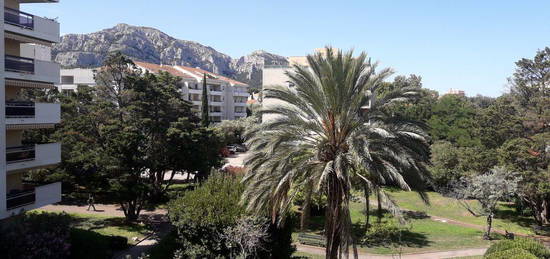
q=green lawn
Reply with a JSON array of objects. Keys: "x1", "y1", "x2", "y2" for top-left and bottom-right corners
[
  {"x1": 385, "y1": 189, "x2": 535, "y2": 235},
  {"x1": 296, "y1": 199, "x2": 502, "y2": 255},
  {"x1": 34, "y1": 210, "x2": 150, "y2": 245}
]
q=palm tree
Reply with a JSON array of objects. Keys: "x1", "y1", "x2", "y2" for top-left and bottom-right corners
[{"x1": 242, "y1": 48, "x2": 431, "y2": 259}]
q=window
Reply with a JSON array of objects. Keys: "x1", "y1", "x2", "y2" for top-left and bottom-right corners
[
  {"x1": 234, "y1": 97, "x2": 247, "y2": 103},
  {"x1": 61, "y1": 76, "x2": 74, "y2": 84},
  {"x1": 235, "y1": 106, "x2": 245, "y2": 113},
  {"x1": 209, "y1": 85, "x2": 222, "y2": 91},
  {"x1": 209, "y1": 106, "x2": 222, "y2": 113},
  {"x1": 209, "y1": 95, "x2": 222, "y2": 102}
]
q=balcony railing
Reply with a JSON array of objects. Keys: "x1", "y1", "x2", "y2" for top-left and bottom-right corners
[
  {"x1": 6, "y1": 189, "x2": 36, "y2": 210},
  {"x1": 4, "y1": 7, "x2": 34, "y2": 30},
  {"x1": 6, "y1": 145, "x2": 36, "y2": 164},
  {"x1": 6, "y1": 101, "x2": 35, "y2": 118},
  {"x1": 6, "y1": 55, "x2": 35, "y2": 74}
]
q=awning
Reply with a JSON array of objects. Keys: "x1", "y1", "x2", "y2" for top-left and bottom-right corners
[{"x1": 6, "y1": 79, "x2": 55, "y2": 89}]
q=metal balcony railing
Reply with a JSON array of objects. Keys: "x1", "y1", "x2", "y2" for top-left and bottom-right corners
[
  {"x1": 5, "y1": 55, "x2": 35, "y2": 74},
  {"x1": 4, "y1": 7, "x2": 34, "y2": 30},
  {"x1": 6, "y1": 189, "x2": 36, "y2": 210},
  {"x1": 6, "y1": 145, "x2": 36, "y2": 164},
  {"x1": 6, "y1": 101, "x2": 35, "y2": 118}
]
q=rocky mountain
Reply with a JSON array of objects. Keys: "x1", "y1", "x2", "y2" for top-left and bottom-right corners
[{"x1": 53, "y1": 23, "x2": 288, "y2": 88}]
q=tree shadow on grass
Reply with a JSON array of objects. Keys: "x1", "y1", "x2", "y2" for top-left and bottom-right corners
[
  {"x1": 494, "y1": 203, "x2": 536, "y2": 230},
  {"x1": 352, "y1": 222, "x2": 431, "y2": 249}
]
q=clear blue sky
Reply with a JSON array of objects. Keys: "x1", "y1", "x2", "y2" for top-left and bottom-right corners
[{"x1": 24, "y1": 0, "x2": 550, "y2": 97}]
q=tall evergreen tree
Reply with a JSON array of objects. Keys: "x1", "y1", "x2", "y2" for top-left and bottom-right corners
[{"x1": 201, "y1": 73, "x2": 210, "y2": 127}]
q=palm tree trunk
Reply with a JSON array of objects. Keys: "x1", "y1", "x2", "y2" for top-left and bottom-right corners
[
  {"x1": 301, "y1": 184, "x2": 313, "y2": 230},
  {"x1": 325, "y1": 174, "x2": 344, "y2": 259}
]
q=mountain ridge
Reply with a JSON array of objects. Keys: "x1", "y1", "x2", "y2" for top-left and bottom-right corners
[{"x1": 53, "y1": 23, "x2": 289, "y2": 88}]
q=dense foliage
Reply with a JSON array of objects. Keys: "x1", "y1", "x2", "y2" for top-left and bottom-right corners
[
  {"x1": 484, "y1": 238, "x2": 550, "y2": 259},
  {"x1": 0, "y1": 212, "x2": 71, "y2": 259}
]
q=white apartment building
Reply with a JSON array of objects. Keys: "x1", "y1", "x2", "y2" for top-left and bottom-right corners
[
  {"x1": 1, "y1": 0, "x2": 62, "y2": 219},
  {"x1": 135, "y1": 61, "x2": 249, "y2": 122},
  {"x1": 58, "y1": 67, "x2": 96, "y2": 92},
  {"x1": 57, "y1": 63, "x2": 249, "y2": 122}
]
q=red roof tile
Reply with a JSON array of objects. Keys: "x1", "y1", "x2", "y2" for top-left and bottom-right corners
[
  {"x1": 175, "y1": 65, "x2": 248, "y2": 86},
  {"x1": 134, "y1": 61, "x2": 195, "y2": 79}
]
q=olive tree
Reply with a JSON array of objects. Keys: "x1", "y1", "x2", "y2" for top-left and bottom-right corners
[{"x1": 451, "y1": 167, "x2": 520, "y2": 239}]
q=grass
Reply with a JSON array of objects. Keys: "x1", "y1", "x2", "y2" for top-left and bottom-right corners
[
  {"x1": 296, "y1": 199, "x2": 502, "y2": 255},
  {"x1": 34, "y1": 210, "x2": 150, "y2": 245},
  {"x1": 385, "y1": 189, "x2": 535, "y2": 235}
]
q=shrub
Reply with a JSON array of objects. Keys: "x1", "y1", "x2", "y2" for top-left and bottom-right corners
[
  {"x1": 148, "y1": 231, "x2": 179, "y2": 259},
  {"x1": 484, "y1": 248, "x2": 538, "y2": 259},
  {"x1": 361, "y1": 221, "x2": 405, "y2": 246},
  {"x1": 108, "y1": 235, "x2": 128, "y2": 250},
  {"x1": 0, "y1": 212, "x2": 71, "y2": 259},
  {"x1": 168, "y1": 173, "x2": 245, "y2": 258},
  {"x1": 484, "y1": 238, "x2": 550, "y2": 259},
  {"x1": 69, "y1": 228, "x2": 111, "y2": 259}
]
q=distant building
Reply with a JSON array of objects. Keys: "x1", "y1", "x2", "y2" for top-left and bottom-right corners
[
  {"x1": 1, "y1": 0, "x2": 62, "y2": 219},
  {"x1": 134, "y1": 62, "x2": 249, "y2": 122},
  {"x1": 58, "y1": 68, "x2": 96, "y2": 93},
  {"x1": 446, "y1": 88, "x2": 466, "y2": 97}
]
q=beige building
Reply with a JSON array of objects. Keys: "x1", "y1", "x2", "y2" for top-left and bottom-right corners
[
  {"x1": 1, "y1": 0, "x2": 62, "y2": 219},
  {"x1": 135, "y1": 61, "x2": 249, "y2": 122}
]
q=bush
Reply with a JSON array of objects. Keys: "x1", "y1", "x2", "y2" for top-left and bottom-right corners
[
  {"x1": 69, "y1": 228, "x2": 111, "y2": 259},
  {"x1": 484, "y1": 238, "x2": 550, "y2": 259},
  {"x1": 485, "y1": 248, "x2": 538, "y2": 259},
  {"x1": 108, "y1": 235, "x2": 128, "y2": 250},
  {"x1": 258, "y1": 216, "x2": 296, "y2": 259},
  {"x1": 168, "y1": 173, "x2": 245, "y2": 258},
  {"x1": 361, "y1": 221, "x2": 405, "y2": 246},
  {"x1": 0, "y1": 212, "x2": 71, "y2": 259},
  {"x1": 149, "y1": 231, "x2": 179, "y2": 259}
]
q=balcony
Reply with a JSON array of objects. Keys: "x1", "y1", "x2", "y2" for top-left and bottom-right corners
[
  {"x1": 4, "y1": 7, "x2": 60, "y2": 43},
  {"x1": 6, "y1": 102, "x2": 60, "y2": 128},
  {"x1": 6, "y1": 182, "x2": 61, "y2": 212},
  {"x1": 5, "y1": 55, "x2": 60, "y2": 84},
  {"x1": 233, "y1": 90, "x2": 249, "y2": 97},
  {"x1": 7, "y1": 143, "x2": 61, "y2": 173}
]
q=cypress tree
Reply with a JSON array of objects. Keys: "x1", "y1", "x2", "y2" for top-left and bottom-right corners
[{"x1": 201, "y1": 73, "x2": 209, "y2": 127}]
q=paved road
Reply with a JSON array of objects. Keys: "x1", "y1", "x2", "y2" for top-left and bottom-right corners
[
  {"x1": 224, "y1": 152, "x2": 249, "y2": 167},
  {"x1": 296, "y1": 244, "x2": 487, "y2": 259}
]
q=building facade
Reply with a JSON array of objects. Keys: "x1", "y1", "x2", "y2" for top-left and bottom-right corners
[
  {"x1": 1, "y1": 0, "x2": 62, "y2": 219},
  {"x1": 135, "y1": 61, "x2": 249, "y2": 122}
]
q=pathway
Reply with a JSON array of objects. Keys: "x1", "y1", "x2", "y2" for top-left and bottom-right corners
[{"x1": 296, "y1": 244, "x2": 487, "y2": 259}]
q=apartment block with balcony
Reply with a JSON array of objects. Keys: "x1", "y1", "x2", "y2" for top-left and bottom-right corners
[
  {"x1": 1, "y1": 0, "x2": 61, "y2": 219},
  {"x1": 134, "y1": 61, "x2": 249, "y2": 122}
]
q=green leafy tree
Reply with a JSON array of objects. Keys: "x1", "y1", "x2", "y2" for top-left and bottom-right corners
[
  {"x1": 451, "y1": 167, "x2": 520, "y2": 239},
  {"x1": 498, "y1": 134, "x2": 550, "y2": 225},
  {"x1": 242, "y1": 48, "x2": 431, "y2": 259},
  {"x1": 428, "y1": 95, "x2": 481, "y2": 147},
  {"x1": 509, "y1": 47, "x2": 550, "y2": 134},
  {"x1": 477, "y1": 95, "x2": 524, "y2": 149}
]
